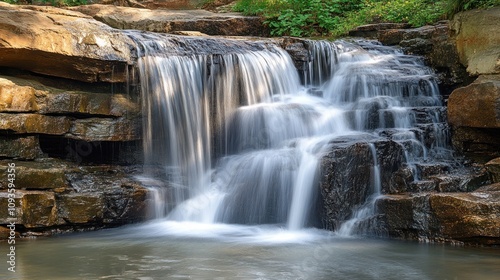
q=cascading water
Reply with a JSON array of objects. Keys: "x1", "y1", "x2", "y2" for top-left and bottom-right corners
[{"x1": 129, "y1": 32, "x2": 451, "y2": 235}]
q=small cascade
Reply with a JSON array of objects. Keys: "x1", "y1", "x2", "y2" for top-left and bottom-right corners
[
  {"x1": 129, "y1": 32, "x2": 452, "y2": 234},
  {"x1": 337, "y1": 143, "x2": 381, "y2": 236}
]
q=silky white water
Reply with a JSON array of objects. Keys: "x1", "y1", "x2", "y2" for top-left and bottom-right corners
[
  {"x1": 129, "y1": 33, "x2": 451, "y2": 234},
  {"x1": 3, "y1": 34, "x2": 496, "y2": 280}
]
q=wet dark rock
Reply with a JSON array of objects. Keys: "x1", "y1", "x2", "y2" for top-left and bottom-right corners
[
  {"x1": 0, "y1": 190, "x2": 58, "y2": 228},
  {"x1": 0, "y1": 135, "x2": 43, "y2": 160},
  {"x1": 0, "y1": 160, "x2": 153, "y2": 236},
  {"x1": 319, "y1": 140, "x2": 404, "y2": 230},
  {"x1": 486, "y1": 158, "x2": 500, "y2": 183},
  {"x1": 377, "y1": 22, "x2": 470, "y2": 94}
]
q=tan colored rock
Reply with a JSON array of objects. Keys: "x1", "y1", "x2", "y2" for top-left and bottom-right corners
[
  {"x1": 68, "y1": 117, "x2": 141, "y2": 141},
  {"x1": 377, "y1": 185, "x2": 500, "y2": 245},
  {"x1": 0, "y1": 2, "x2": 134, "y2": 82},
  {"x1": 41, "y1": 92, "x2": 140, "y2": 117},
  {"x1": 0, "y1": 78, "x2": 39, "y2": 112},
  {"x1": 70, "y1": 4, "x2": 269, "y2": 36},
  {"x1": 0, "y1": 190, "x2": 58, "y2": 228},
  {"x1": 57, "y1": 193, "x2": 104, "y2": 224},
  {"x1": 0, "y1": 160, "x2": 70, "y2": 190},
  {"x1": 0, "y1": 75, "x2": 140, "y2": 117},
  {"x1": 448, "y1": 75, "x2": 500, "y2": 128},
  {"x1": 0, "y1": 135, "x2": 42, "y2": 160},
  {"x1": 486, "y1": 158, "x2": 500, "y2": 183},
  {"x1": 0, "y1": 113, "x2": 71, "y2": 135},
  {"x1": 451, "y1": 7, "x2": 500, "y2": 75},
  {"x1": 430, "y1": 187, "x2": 500, "y2": 244}
]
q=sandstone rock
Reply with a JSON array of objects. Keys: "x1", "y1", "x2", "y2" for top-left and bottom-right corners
[
  {"x1": 375, "y1": 184, "x2": 500, "y2": 245},
  {"x1": 486, "y1": 157, "x2": 500, "y2": 183},
  {"x1": 0, "y1": 159, "x2": 70, "y2": 190},
  {"x1": 68, "y1": 117, "x2": 141, "y2": 141},
  {"x1": 0, "y1": 190, "x2": 58, "y2": 228},
  {"x1": 0, "y1": 2, "x2": 134, "y2": 82},
  {"x1": 451, "y1": 7, "x2": 500, "y2": 75},
  {"x1": 70, "y1": 4, "x2": 269, "y2": 36},
  {"x1": 0, "y1": 113, "x2": 71, "y2": 135},
  {"x1": 41, "y1": 92, "x2": 140, "y2": 117},
  {"x1": 0, "y1": 74, "x2": 140, "y2": 117},
  {"x1": 448, "y1": 75, "x2": 500, "y2": 128},
  {"x1": 0, "y1": 135, "x2": 43, "y2": 160},
  {"x1": 0, "y1": 78, "x2": 39, "y2": 112},
  {"x1": 57, "y1": 193, "x2": 104, "y2": 224},
  {"x1": 430, "y1": 187, "x2": 500, "y2": 245}
]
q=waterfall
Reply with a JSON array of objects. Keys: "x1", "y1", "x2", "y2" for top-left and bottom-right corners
[{"x1": 129, "y1": 33, "x2": 451, "y2": 233}]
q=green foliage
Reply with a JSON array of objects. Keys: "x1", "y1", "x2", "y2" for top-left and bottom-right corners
[
  {"x1": 443, "y1": 0, "x2": 500, "y2": 16},
  {"x1": 234, "y1": 0, "x2": 363, "y2": 36},
  {"x1": 359, "y1": 0, "x2": 445, "y2": 27},
  {"x1": 233, "y1": 0, "x2": 498, "y2": 37}
]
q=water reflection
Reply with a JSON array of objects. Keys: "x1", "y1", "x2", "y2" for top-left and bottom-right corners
[{"x1": 2, "y1": 223, "x2": 499, "y2": 279}]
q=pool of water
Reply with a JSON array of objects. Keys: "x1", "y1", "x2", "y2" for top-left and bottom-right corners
[{"x1": 1, "y1": 221, "x2": 499, "y2": 279}]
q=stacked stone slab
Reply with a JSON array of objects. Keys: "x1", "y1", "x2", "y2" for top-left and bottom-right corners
[{"x1": 0, "y1": 3, "x2": 147, "y2": 238}]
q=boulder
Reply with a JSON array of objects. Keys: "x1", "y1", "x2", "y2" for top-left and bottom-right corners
[
  {"x1": 375, "y1": 184, "x2": 500, "y2": 245},
  {"x1": 69, "y1": 4, "x2": 269, "y2": 36},
  {"x1": 447, "y1": 75, "x2": 500, "y2": 161},
  {"x1": 0, "y1": 2, "x2": 134, "y2": 82},
  {"x1": 448, "y1": 75, "x2": 500, "y2": 128},
  {"x1": 319, "y1": 139, "x2": 405, "y2": 229},
  {"x1": 451, "y1": 7, "x2": 500, "y2": 75}
]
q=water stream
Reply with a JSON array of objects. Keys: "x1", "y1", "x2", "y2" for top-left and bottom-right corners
[{"x1": 131, "y1": 33, "x2": 451, "y2": 232}]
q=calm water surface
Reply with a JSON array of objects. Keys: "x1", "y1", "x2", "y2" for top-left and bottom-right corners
[{"x1": 1, "y1": 221, "x2": 499, "y2": 279}]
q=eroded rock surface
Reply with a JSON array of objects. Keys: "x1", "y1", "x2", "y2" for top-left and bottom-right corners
[
  {"x1": 451, "y1": 7, "x2": 500, "y2": 75},
  {"x1": 70, "y1": 4, "x2": 269, "y2": 36},
  {"x1": 0, "y1": 2, "x2": 134, "y2": 82}
]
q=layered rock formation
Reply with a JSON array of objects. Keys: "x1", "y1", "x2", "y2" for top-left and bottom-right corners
[
  {"x1": 346, "y1": 9, "x2": 500, "y2": 245},
  {"x1": 69, "y1": 4, "x2": 269, "y2": 36},
  {"x1": 0, "y1": 3, "x2": 148, "y2": 237},
  {"x1": 0, "y1": 2, "x2": 135, "y2": 83}
]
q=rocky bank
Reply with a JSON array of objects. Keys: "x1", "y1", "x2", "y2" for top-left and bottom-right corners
[{"x1": 0, "y1": 2, "x2": 499, "y2": 245}]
